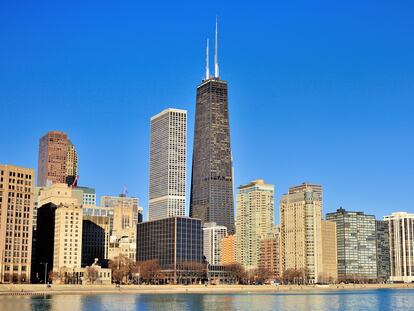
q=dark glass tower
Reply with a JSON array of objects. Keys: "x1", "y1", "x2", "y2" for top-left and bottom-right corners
[
  {"x1": 190, "y1": 77, "x2": 235, "y2": 234},
  {"x1": 190, "y1": 21, "x2": 235, "y2": 233}
]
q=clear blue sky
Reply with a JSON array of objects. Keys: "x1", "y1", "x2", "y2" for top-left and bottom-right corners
[{"x1": 1, "y1": 1, "x2": 413, "y2": 222}]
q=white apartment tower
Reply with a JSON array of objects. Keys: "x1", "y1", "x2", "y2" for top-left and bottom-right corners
[
  {"x1": 384, "y1": 212, "x2": 414, "y2": 283},
  {"x1": 149, "y1": 108, "x2": 187, "y2": 221},
  {"x1": 203, "y1": 222, "x2": 228, "y2": 265}
]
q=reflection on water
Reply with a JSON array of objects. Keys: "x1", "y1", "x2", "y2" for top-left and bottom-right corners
[{"x1": 0, "y1": 289, "x2": 413, "y2": 311}]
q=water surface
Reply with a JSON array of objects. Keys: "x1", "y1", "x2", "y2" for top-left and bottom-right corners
[{"x1": 1, "y1": 289, "x2": 414, "y2": 311}]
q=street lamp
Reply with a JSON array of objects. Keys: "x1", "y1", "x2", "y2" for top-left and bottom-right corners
[{"x1": 40, "y1": 262, "x2": 48, "y2": 285}]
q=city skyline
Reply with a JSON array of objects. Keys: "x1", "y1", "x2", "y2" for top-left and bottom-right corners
[{"x1": 1, "y1": 1, "x2": 414, "y2": 222}]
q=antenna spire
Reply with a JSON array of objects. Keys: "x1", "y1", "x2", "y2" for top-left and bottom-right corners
[
  {"x1": 214, "y1": 16, "x2": 219, "y2": 78},
  {"x1": 206, "y1": 38, "x2": 210, "y2": 80}
]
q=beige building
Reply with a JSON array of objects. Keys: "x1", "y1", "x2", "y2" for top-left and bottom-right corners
[
  {"x1": 384, "y1": 212, "x2": 414, "y2": 283},
  {"x1": 236, "y1": 180, "x2": 274, "y2": 270},
  {"x1": 280, "y1": 183, "x2": 323, "y2": 283},
  {"x1": 108, "y1": 202, "x2": 137, "y2": 261},
  {"x1": 65, "y1": 140, "x2": 78, "y2": 186},
  {"x1": 0, "y1": 164, "x2": 35, "y2": 283},
  {"x1": 320, "y1": 220, "x2": 338, "y2": 282},
  {"x1": 221, "y1": 234, "x2": 236, "y2": 265},
  {"x1": 53, "y1": 204, "x2": 83, "y2": 270}
]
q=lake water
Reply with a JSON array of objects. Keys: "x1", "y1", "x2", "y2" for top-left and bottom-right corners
[{"x1": 1, "y1": 289, "x2": 414, "y2": 311}]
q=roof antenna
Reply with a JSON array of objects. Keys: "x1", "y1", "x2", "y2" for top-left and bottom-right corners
[
  {"x1": 214, "y1": 16, "x2": 219, "y2": 78},
  {"x1": 206, "y1": 38, "x2": 210, "y2": 80}
]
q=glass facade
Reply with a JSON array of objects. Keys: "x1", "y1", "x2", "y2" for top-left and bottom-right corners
[
  {"x1": 326, "y1": 208, "x2": 377, "y2": 280},
  {"x1": 190, "y1": 78, "x2": 235, "y2": 234},
  {"x1": 136, "y1": 217, "x2": 203, "y2": 271}
]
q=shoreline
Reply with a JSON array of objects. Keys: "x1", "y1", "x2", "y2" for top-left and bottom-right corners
[{"x1": 1, "y1": 283, "x2": 414, "y2": 296}]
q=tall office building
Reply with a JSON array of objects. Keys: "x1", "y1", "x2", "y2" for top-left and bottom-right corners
[
  {"x1": 203, "y1": 222, "x2": 227, "y2": 265},
  {"x1": 376, "y1": 220, "x2": 391, "y2": 280},
  {"x1": 190, "y1": 21, "x2": 235, "y2": 234},
  {"x1": 0, "y1": 165, "x2": 35, "y2": 283},
  {"x1": 280, "y1": 183, "x2": 323, "y2": 283},
  {"x1": 37, "y1": 131, "x2": 78, "y2": 187},
  {"x1": 384, "y1": 212, "x2": 414, "y2": 283},
  {"x1": 326, "y1": 207, "x2": 377, "y2": 281},
  {"x1": 149, "y1": 108, "x2": 187, "y2": 221},
  {"x1": 236, "y1": 180, "x2": 274, "y2": 270}
]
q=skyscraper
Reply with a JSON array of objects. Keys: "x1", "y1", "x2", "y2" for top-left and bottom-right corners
[
  {"x1": 326, "y1": 207, "x2": 377, "y2": 281},
  {"x1": 190, "y1": 20, "x2": 235, "y2": 233},
  {"x1": 149, "y1": 108, "x2": 187, "y2": 221},
  {"x1": 280, "y1": 183, "x2": 323, "y2": 283},
  {"x1": 384, "y1": 212, "x2": 414, "y2": 283},
  {"x1": 236, "y1": 180, "x2": 274, "y2": 270},
  {"x1": 37, "y1": 131, "x2": 78, "y2": 187},
  {"x1": 0, "y1": 164, "x2": 35, "y2": 284}
]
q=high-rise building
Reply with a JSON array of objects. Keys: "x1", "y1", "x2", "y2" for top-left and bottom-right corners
[
  {"x1": 259, "y1": 227, "x2": 282, "y2": 280},
  {"x1": 0, "y1": 164, "x2": 35, "y2": 283},
  {"x1": 320, "y1": 220, "x2": 338, "y2": 282},
  {"x1": 149, "y1": 108, "x2": 187, "y2": 221},
  {"x1": 33, "y1": 183, "x2": 82, "y2": 282},
  {"x1": 190, "y1": 21, "x2": 235, "y2": 234},
  {"x1": 280, "y1": 183, "x2": 323, "y2": 283},
  {"x1": 136, "y1": 216, "x2": 203, "y2": 283},
  {"x1": 82, "y1": 215, "x2": 110, "y2": 267},
  {"x1": 384, "y1": 212, "x2": 414, "y2": 283},
  {"x1": 326, "y1": 207, "x2": 377, "y2": 281},
  {"x1": 221, "y1": 234, "x2": 236, "y2": 265},
  {"x1": 376, "y1": 220, "x2": 391, "y2": 281},
  {"x1": 203, "y1": 222, "x2": 227, "y2": 265},
  {"x1": 72, "y1": 186, "x2": 96, "y2": 207},
  {"x1": 236, "y1": 180, "x2": 274, "y2": 270},
  {"x1": 37, "y1": 131, "x2": 78, "y2": 187}
]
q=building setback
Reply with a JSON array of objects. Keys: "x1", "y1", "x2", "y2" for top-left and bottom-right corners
[
  {"x1": 326, "y1": 207, "x2": 377, "y2": 281},
  {"x1": 149, "y1": 108, "x2": 187, "y2": 221},
  {"x1": 376, "y1": 220, "x2": 391, "y2": 280},
  {"x1": 0, "y1": 164, "x2": 35, "y2": 283},
  {"x1": 136, "y1": 217, "x2": 203, "y2": 283},
  {"x1": 384, "y1": 212, "x2": 414, "y2": 283},
  {"x1": 190, "y1": 23, "x2": 235, "y2": 233},
  {"x1": 280, "y1": 183, "x2": 323, "y2": 283},
  {"x1": 37, "y1": 131, "x2": 78, "y2": 187},
  {"x1": 236, "y1": 180, "x2": 275, "y2": 270},
  {"x1": 203, "y1": 222, "x2": 227, "y2": 265}
]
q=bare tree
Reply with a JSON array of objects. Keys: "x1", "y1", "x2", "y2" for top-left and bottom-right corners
[{"x1": 84, "y1": 266, "x2": 99, "y2": 284}]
